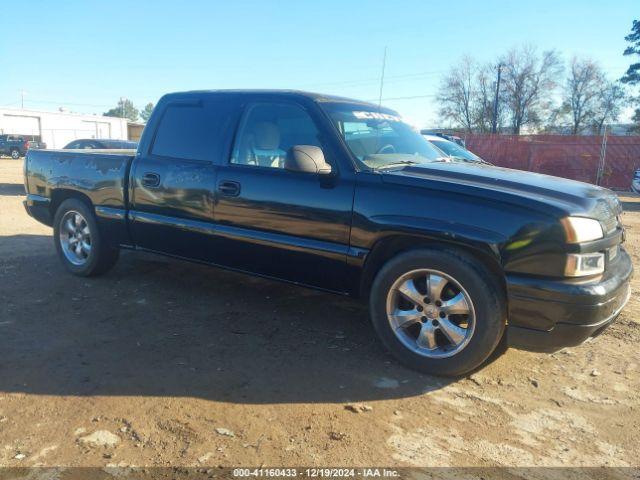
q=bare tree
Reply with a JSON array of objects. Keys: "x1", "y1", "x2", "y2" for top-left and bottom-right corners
[
  {"x1": 561, "y1": 57, "x2": 605, "y2": 134},
  {"x1": 592, "y1": 82, "x2": 626, "y2": 134},
  {"x1": 437, "y1": 56, "x2": 476, "y2": 132},
  {"x1": 500, "y1": 46, "x2": 563, "y2": 134},
  {"x1": 474, "y1": 63, "x2": 507, "y2": 133}
]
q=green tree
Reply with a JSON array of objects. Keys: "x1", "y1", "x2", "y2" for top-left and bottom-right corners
[
  {"x1": 140, "y1": 103, "x2": 155, "y2": 122},
  {"x1": 104, "y1": 98, "x2": 139, "y2": 122},
  {"x1": 621, "y1": 20, "x2": 640, "y2": 85},
  {"x1": 621, "y1": 20, "x2": 640, "y2": 131}
]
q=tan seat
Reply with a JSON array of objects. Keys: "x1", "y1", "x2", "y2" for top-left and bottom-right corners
[{"x1": 252, "y1": 122, "x2": 285, "y2": 168}]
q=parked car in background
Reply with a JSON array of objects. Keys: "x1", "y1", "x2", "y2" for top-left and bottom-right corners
[
  {"x1": 63, "y1": 139, "x2": 138, "y2": 150},
  {"x1": 24, "y1": 90, "x2": 632, "y2": 376},
  {"x1": 632, "y1": 169, "x2": 640, "y2": 193},
  {"x1": 421, "y1": 131, "x2": 466, "y2": 147},
  {"x1": 27, "y1": 140, "x2": 46, "y2": 150},
  {"x1": 0, "y1": 134, "x2": 28, "y2": 159},
  {"x1": 423, "y1": 134, "x2": 490, "y2": 164}
]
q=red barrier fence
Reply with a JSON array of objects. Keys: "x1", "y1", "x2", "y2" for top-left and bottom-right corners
[{"x1": 464, "y1": 135, "x2": 640, "y2": 190}]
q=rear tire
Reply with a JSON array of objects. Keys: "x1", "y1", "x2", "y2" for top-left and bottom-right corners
[
  {"x1": 10, "y1": 148, "x2": 19, "y2": 159},
  {"x1": 53, "y1": 198, "x2": 119, "y2": 276},
  {"x1": 369, "y1": 248, "x2": 506, "y2": 376}
]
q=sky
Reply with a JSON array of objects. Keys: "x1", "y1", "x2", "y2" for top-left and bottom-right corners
[{"x1": 1, "y1": 0, "x2": 636, "y2": 128}]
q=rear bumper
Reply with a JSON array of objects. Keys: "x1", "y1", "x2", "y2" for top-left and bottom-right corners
[
  {"x1": 506, "y1": 248, "x2": 633, "y2": 352},
  {"x1": 23, "y1": 194, "x2": 52, "y2": 226}
]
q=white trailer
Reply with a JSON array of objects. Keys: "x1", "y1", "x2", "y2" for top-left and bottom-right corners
[{"x1": 0, "y1": 108, "x2": 128, "y2": 149}]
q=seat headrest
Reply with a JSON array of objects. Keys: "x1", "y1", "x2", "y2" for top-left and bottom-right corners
[{"x1": 253, "y1": 122, "x2": 280, "y2": 150}]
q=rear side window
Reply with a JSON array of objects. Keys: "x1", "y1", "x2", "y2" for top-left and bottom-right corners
[{"x1": 151, "y1": 100, "x2": 236, "y2": 161}]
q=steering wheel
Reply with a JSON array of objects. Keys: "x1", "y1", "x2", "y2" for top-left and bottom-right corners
[{"x1": 376, "y1": 144, "x2": 396, "y2": 154}]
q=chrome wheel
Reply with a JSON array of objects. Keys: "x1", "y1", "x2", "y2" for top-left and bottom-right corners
[
  {"x1": 385, "y1": 269, "x2": 475, "y2": 358},
  {"x1": 10, "y1": 149, "x2": 19, "y2": 159},
  {"x1": 59, "y1": 210, "x2": 92, "y2": 266}
]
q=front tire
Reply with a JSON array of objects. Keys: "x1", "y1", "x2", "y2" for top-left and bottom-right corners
[
  {"x1": 369, "y1": 248, "x2": 506, "y2": 376},
  {"x1": 53, "y1": 198, "x2": 119, "y2": 276},
  {"x1": 10, "y1": 148, "x2": 20, "y2": 159}
]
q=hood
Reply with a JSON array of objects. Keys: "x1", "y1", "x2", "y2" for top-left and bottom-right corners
[{"x1": 381, "y1": 162, "x2": 621, "y2": 231}]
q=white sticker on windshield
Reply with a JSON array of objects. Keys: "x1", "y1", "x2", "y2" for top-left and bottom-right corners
[{"x1": 353, "y1": 111, "x2": 402, "y2": 122}]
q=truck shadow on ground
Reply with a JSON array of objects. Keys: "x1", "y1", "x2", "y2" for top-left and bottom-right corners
[
  {"x1": 0, "y1": 183, "x2": 25, "y2": 196},
  {"x1": 621, "y1": 200, "x2": 640, "y2": 212},
  {"x1": 0, "y1": 238, "x2": 468, "y2": 403}
]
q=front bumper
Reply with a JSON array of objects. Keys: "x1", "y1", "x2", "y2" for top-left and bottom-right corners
[{"x1": 506, "y1": 248, "x2": 633, "y2": 352}]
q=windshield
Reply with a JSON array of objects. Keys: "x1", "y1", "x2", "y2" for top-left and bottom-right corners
[
  {"x1": 323, "y1": 104, "x2": 445, "y2": 170},
  {"x1": 430, "y1": 139, "x2": 481, "y2": 162}
]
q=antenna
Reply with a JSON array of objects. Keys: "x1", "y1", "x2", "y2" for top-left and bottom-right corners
[{"x1": 378, "y1": 46, "x2": 387, "y2": 107}]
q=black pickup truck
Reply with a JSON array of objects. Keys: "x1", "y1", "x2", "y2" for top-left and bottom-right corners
[{"x1": 23, "y1": 90, "x2": 632, "y2": 376}]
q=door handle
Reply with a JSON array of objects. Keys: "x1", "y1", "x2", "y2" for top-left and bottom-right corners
[
  {"x1": 218, "y1": 180, "x2": 240, "y2": 197},
  {"x1": 141, "y1": 172, "x2": 161, "y2": 187}
]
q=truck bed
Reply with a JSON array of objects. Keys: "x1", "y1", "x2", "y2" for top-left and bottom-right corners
[
  {"x1": 23, "y1": 148, "x2": 136, "y2": 247},
  {"x1": 24, "y1": 149, "x2": 135, "y2": 213}
]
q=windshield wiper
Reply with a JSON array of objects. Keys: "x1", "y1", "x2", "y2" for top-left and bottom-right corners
[{"x1": 376, "y1": 160, "x2": 419, "y2": 170}]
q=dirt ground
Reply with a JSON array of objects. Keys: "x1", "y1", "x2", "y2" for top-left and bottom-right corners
[{"x1": 0, "y1": 158, "x2": 638, "y2": 471}]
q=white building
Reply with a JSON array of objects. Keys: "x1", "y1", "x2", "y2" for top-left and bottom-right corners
[{"x1": 0, "y1": 107, "x2": 128, "y2": 149}]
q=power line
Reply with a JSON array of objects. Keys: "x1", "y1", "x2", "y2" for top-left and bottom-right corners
[
  {"x1": 1, "y1": 98, "x2": 113, "y2": 109},
  {"x1": 299, "y1": 69, "x2": 445, "y2": 89},
  {"x1": 366, "y1": 94, "x2": 437, "y2": 102}
]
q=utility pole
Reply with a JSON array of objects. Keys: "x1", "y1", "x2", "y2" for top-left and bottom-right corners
[
  {"x1": 492, "y1": 63, "x2": 503, "y2": 134},
  {"x1": 20, "y1": 90, "x2": 25, "y2": 109},
  {"x1": 378, "y1": 46, "x2": 387, "y2": 107},
  {"x1": 596, "y1": 125, "x2": 608, "y2": 186}
]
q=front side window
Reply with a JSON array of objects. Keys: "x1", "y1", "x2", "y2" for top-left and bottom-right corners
[
  {"x1": 231, "y1": 103, "x2": 322, "y2": 169},
  {"x1": 322, "y1": 103, "x2": 444, "y2": 170}
]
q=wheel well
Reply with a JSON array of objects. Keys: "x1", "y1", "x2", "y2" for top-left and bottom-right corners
[
  {"x1": 359, "y1": 235, "x2": 505, "y2": 298},
  {"x1": 50, "y1": 189, "x2": 93, "y2": 219}
]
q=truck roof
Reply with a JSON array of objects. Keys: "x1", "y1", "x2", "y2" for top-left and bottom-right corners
[{"x1": 160, "y1": 89, "x2": 395, "y2": 111}]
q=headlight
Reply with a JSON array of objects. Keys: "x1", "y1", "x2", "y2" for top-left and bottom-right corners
[
  {"x1": 565, "y1": 252, "x2": 605, "y2": 277},
  {"x1": 561, "y1": 217, "x2": 603, "y2": 243}
]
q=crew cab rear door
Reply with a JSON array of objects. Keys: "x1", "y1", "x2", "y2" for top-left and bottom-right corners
[
  {"x1": 212, "y1": 99, "x2": 355, "y2": 292},
  {"x1": 129, "y1": 96, "x2": 239, "y2": 261}
]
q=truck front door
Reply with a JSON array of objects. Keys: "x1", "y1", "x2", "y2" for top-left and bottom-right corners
[{"x1": 212, "y1": 100, "x2": 356, "y2": 292}]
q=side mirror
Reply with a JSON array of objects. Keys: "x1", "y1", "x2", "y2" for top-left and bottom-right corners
[{"x1": 285, "y1": 145, "x2": 332, "y2": 175}]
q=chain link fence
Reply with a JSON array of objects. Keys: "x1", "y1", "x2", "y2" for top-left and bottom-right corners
[{"x1": 464, "y1": 134, "x2": 640, "y2": 190}]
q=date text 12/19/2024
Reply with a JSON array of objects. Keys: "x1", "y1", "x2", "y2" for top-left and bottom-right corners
[{"x1": 233, "y1": 468, "x2": 400, "y2": 478}]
